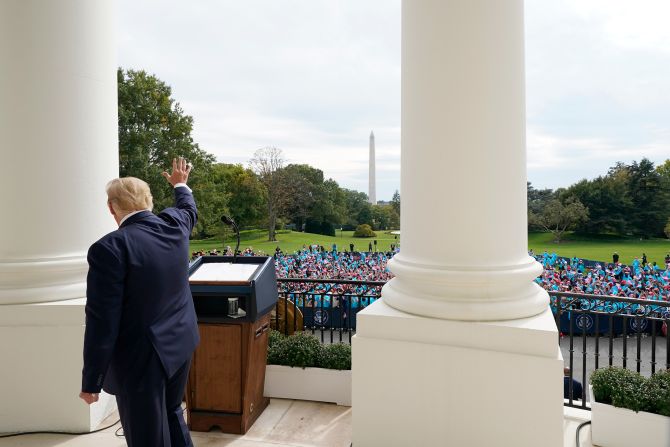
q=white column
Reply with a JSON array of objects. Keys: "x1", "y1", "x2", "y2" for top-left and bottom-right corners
[
  {"x1": 0, "y1": 0, "x2": 118, "y2": 432},
  {"x1": 353, "y1": 1, "x2": 563, "y2": 446},
  {"x1": 0, "y1": 0, "x2": 118, "y2": 305},
  {"x1": 382, "y1": 0, "x2": 546, "y2": 322}
]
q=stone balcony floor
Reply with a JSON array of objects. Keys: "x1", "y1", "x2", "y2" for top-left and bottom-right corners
[{"x1": 0, "y1": 399, "x2": 593, "y2": 447}]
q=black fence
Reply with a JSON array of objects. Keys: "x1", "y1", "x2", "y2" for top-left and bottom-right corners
[
  {"x1": 273, "y1": 278, "x2": 385, "y2": 343},
  {"x1": 553, "y1": 291, "x2": 670, "y2": 410},
  {"x1": 270, "y1": 281, "x2": 670, "y2": 411}
]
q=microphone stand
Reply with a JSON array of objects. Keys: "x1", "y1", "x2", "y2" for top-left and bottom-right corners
[
  {"x1": 221, "y1": 215, "x2": 241, "y2": 263},
  {"x1": 232, "y1": 221, "x2": 240, "y2": 264}
]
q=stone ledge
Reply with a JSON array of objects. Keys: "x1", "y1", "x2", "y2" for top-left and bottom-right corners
[{"x1": 356, "y1": 299, "x2": 559, "y2": 358}]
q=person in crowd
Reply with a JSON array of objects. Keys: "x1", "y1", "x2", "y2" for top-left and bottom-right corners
[
  {"x1": 81, "y1": 157, "x2": 198, "y2": 447},
  {"x1": 534, "y1": 252, "x2": 670, "y2": 302},
  {"x1": 563, "y1": 367, "x2": 583, "y2": 401},
  {"x1": 613, "y1": 252, "x2": 619, "y2": 264}
]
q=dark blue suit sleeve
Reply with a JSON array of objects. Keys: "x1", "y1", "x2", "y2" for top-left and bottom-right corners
[
  {"x1": 82, "y1": 240, "x2": 125, "y2": 393},
  {"x1": 159, "y1": 186, "x2": 198, "y2": 233}
]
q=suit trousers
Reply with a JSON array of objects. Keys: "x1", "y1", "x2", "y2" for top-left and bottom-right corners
[{"x1": 116, "y1": 354, "x2": 193, "y2": 447}]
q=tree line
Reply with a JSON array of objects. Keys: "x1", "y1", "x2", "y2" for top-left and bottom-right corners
[
  {"x1": 119, "y1": 68, "x2": 670, "y2": 244},
  {"x1": 118, "y1": 68, "x2": 399, "y2": 241},
  {"x1": 528, "y1": 158, "x2": 670, "y2": 242}
]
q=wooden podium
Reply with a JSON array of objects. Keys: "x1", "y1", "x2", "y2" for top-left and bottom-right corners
[{"x1": 186, "y1": 256, "x2": 278, "y2": 434}]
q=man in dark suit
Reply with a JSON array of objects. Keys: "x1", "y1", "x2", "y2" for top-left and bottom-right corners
[
  {"x1": 563, "y1": 367, "x2": 583, "y2": 401},
  {"x1": 80, "y1": 157, "x2": 199, "y2": 447}
]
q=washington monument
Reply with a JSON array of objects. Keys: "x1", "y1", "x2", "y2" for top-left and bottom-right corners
[{"x1": 368, "y1": 131, "x2": 376, "y2": 204}]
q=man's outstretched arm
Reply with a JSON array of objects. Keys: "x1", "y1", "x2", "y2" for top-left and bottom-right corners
[{"x1": 162, "y1": 156, "x2": 197, "y2": 232}]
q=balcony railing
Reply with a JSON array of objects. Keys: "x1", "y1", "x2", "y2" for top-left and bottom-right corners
[
  {"x1": 271, "y1": 281, "x2": 670, "y2": 411},
  {"x1": 273, "y1": 278, "x2": 385, "y2": 343},
  {"x1": 552, "y1": 291, "x2": 670, "y2": 410}
]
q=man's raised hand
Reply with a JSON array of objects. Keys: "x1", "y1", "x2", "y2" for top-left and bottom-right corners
[{"x1": 162, "y1": 157, "x2": 192, "y2": 187}]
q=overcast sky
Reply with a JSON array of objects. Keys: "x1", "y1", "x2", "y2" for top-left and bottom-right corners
[{"x1": 118, "y1": 0, "x2": 670, "y2": 200}]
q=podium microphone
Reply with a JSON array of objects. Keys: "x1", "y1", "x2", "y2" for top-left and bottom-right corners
[{"x1": 221, "y1": 215, "x2": 240, "y2": 263}]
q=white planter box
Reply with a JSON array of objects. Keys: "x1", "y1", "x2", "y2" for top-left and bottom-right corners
[
  {"x1": 264, "y1": 365, "x2": 351, "y2": 406},
  {"x1": 590, "y1": 386, "x2": 670, "y2": 447}
]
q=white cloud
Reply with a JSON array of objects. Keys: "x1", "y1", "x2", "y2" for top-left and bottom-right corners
[
  {"x1": 119, "y1": 0, "x2": 669, "y2": 200},
  {"x1": 527, "y1": 126, "x2": 670, "y2": 190}
]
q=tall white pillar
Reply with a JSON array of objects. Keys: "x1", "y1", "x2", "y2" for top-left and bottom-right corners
[
  {"x1": 353, "y1": 1, "x2": 564, "y2": 446},
  {"x1": 383, "y1": 0, "x2": 546, "y2": 322},
  {"x1": 0, "y1": 0, "x2": 118, "y2": 432},
  {"x1": 368, "y1": 131, "x2": 376, "y2": 205}
]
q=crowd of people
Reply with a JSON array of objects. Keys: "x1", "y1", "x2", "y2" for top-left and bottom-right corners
[
  {"x1": 533, "y1": 251, "x2": 670, "y2": 302},
  {"x1": 191, "y1": 244, "x2": 670, "y2": 305}
]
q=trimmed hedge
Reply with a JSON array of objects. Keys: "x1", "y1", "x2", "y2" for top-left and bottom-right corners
[
  {"x1": 353, "y1": 224, "x2": 376, "y2": 238},
  {"x1": 267, "y1": 330, "x2": 351, "y2": 370},
  {"x1": 591, "y1": 367, "x2": 670, "y2": 416}
]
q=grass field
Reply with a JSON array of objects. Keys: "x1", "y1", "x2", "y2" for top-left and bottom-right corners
[
  {"x1": 528, "y1": 232, "x2": 670, "y2": 266},
  {"x1": 190, "y1": 230, "x2": 669, "y2": 266},
  {"x1": 190, "y1": 229, "x2": 400, "y2": 255}
]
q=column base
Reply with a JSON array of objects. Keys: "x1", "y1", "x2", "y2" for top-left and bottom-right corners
[
  {"x1": 0, "y1": 299, "x2": 116, "y2": 433},
  {"x1": 384, "y1": 254, "x2": 549, "y2": 321},
  {"x1": 352, "y1": 299, "x2": 563, "y2": 447}
]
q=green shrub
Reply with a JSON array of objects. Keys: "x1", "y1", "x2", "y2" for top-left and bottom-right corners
[
  {"x1": 646, "y1": 369, "x2": 670, "y2": 416},
  {"x1": 267, "y1": 331, "x2": 323, "y2": 368},
  {"x1": 353, "y1": 224, "x2": 376, "y2": 238},
  {"x1": 267, "y1": 330, "x2": 288, "y2": 366},
  {"x1": 317, "y1": 343, "x2": 352, "y2": 370},
  {"x1": 590, "y1": 367, "x2": 653, "y2": 413},
  {"x1": 590, "y1": 367, "x2": 646, "y2": 411},
  {"x1": 266, "y1": 331, "x2": 353, "y2": 370}
]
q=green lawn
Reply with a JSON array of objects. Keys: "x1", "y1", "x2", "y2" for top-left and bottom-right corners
[
  {"x1": 190, "y1": 229, "x2": 400, "y2": 255},
  {"x1": 528, "y1": 232, "x2": 670, "y2": 266},
  {"x1": 190, "y1": 230, "x2": 669, "y2": 266}
]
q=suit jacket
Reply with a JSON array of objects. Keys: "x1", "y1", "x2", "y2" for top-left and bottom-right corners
[{"x1": 82, "y1": 186, "x2": 200, "y2": 394}]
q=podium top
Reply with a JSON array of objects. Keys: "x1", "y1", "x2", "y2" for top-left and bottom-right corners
[{"x1": 189, "y1": 262, "x2": 261, "y2": 285}]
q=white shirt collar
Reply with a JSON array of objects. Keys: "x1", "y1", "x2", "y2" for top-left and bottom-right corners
[{"x1": 119, "y1": 209, "x2": 151, "y2": 226}]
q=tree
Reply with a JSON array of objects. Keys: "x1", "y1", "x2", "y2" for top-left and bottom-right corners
[
  {"x1": 527, "y1": 182, "x2": 554, "y2": 231},
  {"x1": 249, "y1": 147, "x2": 285, "y2": 241},
  {"x1": 391, "y1": 190, "x2": 401, "y2": 217},
  {"x1": 342, "y1": 189, "x2": 372, "y2": 229},
  {"x1": 213, "y1": 163, "x2": 265, "y2": 228},
  {"x1": 117, "y1": 68, "x2": 215, "y2": 236},
  {"x1": 656, "y1": 159, "x2": 670, "y2": 180},
  {"x1": 353, "y1": 224, "x2": 376, "y2": 238},
  {"x1": 281, "y1": 164, "x2": 323, "y2": 231},
  {"x1": 566, "y1": 176, "x2": 631, "y2": 235},
  {"x1": 537, "y1": 196, "x2": 589, "y2": 243},
  {"x1": 370, "y1": 204, "x2": 399, "y2": 230},
  {"x1": 627, "y1": 158, "x2": 670, "y2": 238}
]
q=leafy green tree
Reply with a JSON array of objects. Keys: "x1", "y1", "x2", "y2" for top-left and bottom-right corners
[
  {"x1": 250, "y1": 147, "x2": 285, "y2": 241},
  {"x1": 212, "y1": 163, "x2": 265, "y2": 228},
  {"x1": 391, "y1": 190, "x2": 401, "y2": 217},
  {"x1": 527, "y1": 182, "x2": 554, "y2": 231},
  {"x1": 628, "y1": 158, "x2": 670, "y2": 238},
  {"x1": 567, "y1": 176, "x2": 631, "y2": 235},
  {"x1": 280, "y1": 164, "x2": 323, "y2": 230},
  {"x1": 537, "y1": 195, "x2": 589, "y2": 243},
  {"x1": 118, "y1": 68, "x2": 216, "y2": 237},
  {"x1": 370, "y1": 204, "x2": 399, "y2": 230},
  {"x1": 353, "y1": 224, "x2": 376, "y2": 238},
  {"x1": 312, "y1": 179, "x2": 346, "y2": 227},
  {"x1": 342, "y1": 189, "x2": 372, "y2": 228},
  {"x1": 656, "y1": 159, "x2": 670, "y2": 180}
]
